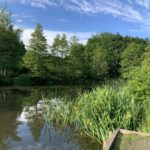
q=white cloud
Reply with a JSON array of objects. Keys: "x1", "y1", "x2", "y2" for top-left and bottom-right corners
[
  {"x1": 129, "y1": 29, "x2": 144, "y2": 33},
  {"x1": 19, "y1": 0, "x2": 57, "y2": 8},
  {"x1": 5, "y1": 0, "x2": 150, "y2": 33},
  {"x1": 16, "y1": 19, "x2": 23, "y2": 23},
  {"x1": 58, "y1": 19, "x2": 68, "y2": 23},
  {"x1": 21, "y1": 28, "x2": 92, "y2": 46},
  {"x1": 134, "y1": 0, "x2": 150, "y2": 9},
  {"x1": 63, "y1": 0, "x2": 143, "y2": 22},
  {"x1": 12, "y1": 13, "x2": 36, "y2": 23},
  {"x1": 7, "y1": 0, "x2": 143, "y2": 22}
]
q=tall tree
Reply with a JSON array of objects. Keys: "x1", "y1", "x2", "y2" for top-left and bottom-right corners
[
  {"x1": 0, "y1": 5, "x2": 25, "y2": 78},
  {"x1": 92, "y1": 46, "x2": 108, "y2": 79},
  {"x1": 68, "y1": 36, "x2": 85, "y2": 80},
  {"x1": 127, "y1": 42, "x2": 150, "y2": 100},
  {"x1": 51, "y1": 34, "x2": 61, "y2": 56},
  {"x1": 120, "y1": 43, "x2": 145, "y2": 79},
  {"x1": 85, "y1": 33, "x2": 126, "y2": 80},
  {"x1": 51, "y1": 34, "x2": 68, "y2": 58},
  {"x1": 0, "y1": 4, "x2": 11, "y2": 29},
  {"x1": 23, "y1": 24, "x2": 48, "y2": 78}
]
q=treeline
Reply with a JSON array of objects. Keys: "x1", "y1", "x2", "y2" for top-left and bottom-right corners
[{"x1": 0, "y1": 6, "x2": 149, "y2": 85}]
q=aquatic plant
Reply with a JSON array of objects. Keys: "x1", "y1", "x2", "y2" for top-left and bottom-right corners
[
  {"x1": 43, "y1": 97, "x2": 73, "y2": 126},
  {"x1": 72, "y1": 87, "x2": 142, "y2": 142},
  {"x1": 43, "y1": 86, "x2": 147, "y2": 144}
]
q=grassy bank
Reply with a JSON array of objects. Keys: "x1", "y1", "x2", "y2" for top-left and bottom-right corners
[{"x1": 43, "y1": 85, "x2": 150, "y2": 144}]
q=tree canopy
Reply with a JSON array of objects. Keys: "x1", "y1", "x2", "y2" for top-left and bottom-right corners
[
  {"x1": 23, "y1": 24, "x2": 48, "y2": 79},
  {"x1": 0, "y1": 5, "x2": 25, "y2": 84},
  {"x1": 0, "y1": 5, "x2": 149, "y2": 85}
]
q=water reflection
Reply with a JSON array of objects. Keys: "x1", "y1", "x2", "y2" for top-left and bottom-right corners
[
  {"x1": 0, "y1": 111, "x2": 21, "y2": 150},
  {"x1": 0, "y1": 87, "x2": 101, "y2": 150}
]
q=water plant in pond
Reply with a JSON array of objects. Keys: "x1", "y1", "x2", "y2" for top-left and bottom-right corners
[
  {"x1": 43, "y1": 98, "x2": 73, "y2": 126},
  {"x1": 43, "y1": 86, "x2": 145, "y2": 144}
]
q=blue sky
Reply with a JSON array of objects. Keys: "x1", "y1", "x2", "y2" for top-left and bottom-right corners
[{"x1": 1, "y1": 0, "x2": 150, "y2": 45}]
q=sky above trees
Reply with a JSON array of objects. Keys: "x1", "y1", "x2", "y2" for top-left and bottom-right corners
[{"x1": 1, "y1": 0, "x2": 150, "y2": 45}]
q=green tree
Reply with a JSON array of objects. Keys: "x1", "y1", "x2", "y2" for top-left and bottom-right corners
[
  {"x1": 0, "y1": 4, "x2": 11, "y2": 29},
  {"x1": 127, "y1": 43, "x2": 150, "y2": 104},
  {"x1": 85, "y1": 33, "x2": 126, "y2": 80},
  {"x1": 44, "y1": 55, "x2": 65, "y2": 83},
  {"x1": 0, "y1": 5, "x2": 25, "y2": 79},
  {"x1": 23, "y1": 24, "x2": 48, "y2": 78},
  {"x1": 51, "y1": 34, "x2": 69, "y2": 58},
  {"x1": 120, "y1": 43, "x2": 145, "y2": 79},
  {"x1": 68, "y1": 36, "x2": 85, "y2": 80},
  {"x1": 92, "y1": 46, "x2": 108, "y2": 79}
]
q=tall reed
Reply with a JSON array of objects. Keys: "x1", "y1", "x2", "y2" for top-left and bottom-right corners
[{"x1": 43, "y1": 86, "x2": 145, "y2": 143}]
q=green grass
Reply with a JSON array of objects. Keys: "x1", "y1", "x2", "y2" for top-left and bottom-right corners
[
  {"x1": 139, "y1": 100, "x2": 150, "y2": 132},
  {"x1": 43, "y1": 85, "x2": 150, "y2": 144}
]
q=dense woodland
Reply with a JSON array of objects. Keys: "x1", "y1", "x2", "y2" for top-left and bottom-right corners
[{"x1": 0, "y1": 6, "x2": 149, "y2": 86}]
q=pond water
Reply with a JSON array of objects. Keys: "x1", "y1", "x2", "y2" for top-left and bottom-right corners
[{"x1": 0, "y1": 86, "x2": 101, "y2": 150}]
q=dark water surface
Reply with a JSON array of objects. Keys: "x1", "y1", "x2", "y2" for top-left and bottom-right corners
[{"x1": 0, "y1": 86, "x2": 101, "y2": 150}]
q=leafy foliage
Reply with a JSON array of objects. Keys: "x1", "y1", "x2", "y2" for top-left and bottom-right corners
[
  {"x1": 23, "y1": 24, "x2": 48, "y2": 79},
  {"x1": 121, "y1": 43, "x2": 145, "y2": 79},
  {"x1": 0, "y1": 5, "x2": 25, "y2": 80},
  {"x1": 51, "y1": 34, "x2": 69, "y2": 58},
  {"x1": 127, "y1": 42, "x2": 150, "y2": 100},
  {"x1": 0, "y1": 5, "x2": 149, "y2": 88}
]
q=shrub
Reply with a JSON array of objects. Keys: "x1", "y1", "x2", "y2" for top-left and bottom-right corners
[
  {"x1": 0, "y1": 76, "x2": 13, "y2": 85},
  {"x1": 140, "y1": 100, "x2": 150, "y2": 132},
  {"x1": 13, "y1": 74, "x2": 32, "y2": 85},
  {"x1": 127, "y1": 43, "x2": 150, "y2": 100}
]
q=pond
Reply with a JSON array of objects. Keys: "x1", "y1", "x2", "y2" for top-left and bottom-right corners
[{"x1": 0, "y1": 86, "x2": 101, "y2": 150}]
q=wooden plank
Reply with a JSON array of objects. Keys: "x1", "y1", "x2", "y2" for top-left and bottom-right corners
[
  {"x1": 103, "y1": 129, "x2": 120, "y2": 150},
  {"x1": 120, "y1": 129, "x2": 150, "y2": 137},
  {"x1": 103, "y1": 129, "x2": 150, "y2": 150}
]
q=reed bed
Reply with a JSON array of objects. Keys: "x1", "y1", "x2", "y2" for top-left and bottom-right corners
[{"x1": 43, "y1": 86, "x2": 149, "y2": 144}]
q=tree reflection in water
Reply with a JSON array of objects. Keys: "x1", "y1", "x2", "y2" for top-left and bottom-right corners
[
  {"x1": 0, "y1": 111, "x2": 22, "y2": 150},
  {"x1": 0, "y1": 87, "x2": 101, "y2": 150}
]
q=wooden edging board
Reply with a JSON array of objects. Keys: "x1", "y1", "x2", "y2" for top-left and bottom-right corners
[
  {"x1": 103, "y1": 129, "x2": 150, "y2": 150},
  {"x1": 103, "y1": 128, "x2": 120, "y2": 150}
]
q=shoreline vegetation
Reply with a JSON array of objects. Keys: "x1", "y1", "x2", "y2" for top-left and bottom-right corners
[
  {"x1": 0, "y1": 4, "x2": 150, "y2": 147},
  {"x1": 43, "y1": 80, "x2": 150, "y2": 144}
]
